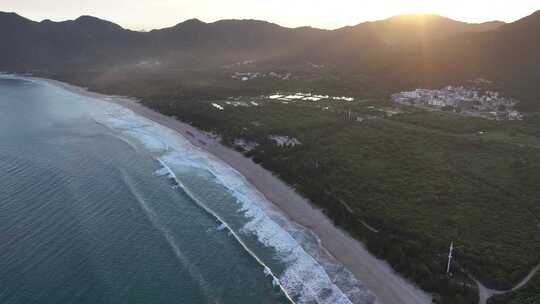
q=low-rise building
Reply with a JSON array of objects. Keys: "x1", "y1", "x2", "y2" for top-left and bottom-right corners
[{"x1": 391, "y1": 85, "x2": 522, "y2": 120}]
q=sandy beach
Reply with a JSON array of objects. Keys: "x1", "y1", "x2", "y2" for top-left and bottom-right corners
[{"x1": 38, "y1": 77, "x2": 432, "y2": 304}]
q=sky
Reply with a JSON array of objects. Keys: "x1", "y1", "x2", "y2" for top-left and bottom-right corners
[{"x1": 1, "y1": 0, "x2": 539, "y2": 31}]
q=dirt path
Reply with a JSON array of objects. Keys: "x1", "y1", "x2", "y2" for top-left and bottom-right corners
[{"x1": 475, "y1": 264, "x2": 540, "y2": 304}]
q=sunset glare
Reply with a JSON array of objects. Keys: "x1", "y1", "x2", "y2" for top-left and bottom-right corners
[{"x1": 0, "y1": 0, "x2": 538, "y2": 30}]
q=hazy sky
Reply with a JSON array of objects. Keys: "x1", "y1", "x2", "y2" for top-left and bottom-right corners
[{"x1": 1, "y1": 0, "x2": 539, "y2": 30}]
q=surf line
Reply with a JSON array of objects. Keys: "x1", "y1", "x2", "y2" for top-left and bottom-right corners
[{"x1": 156, "y1": 158, "x2": 297, "y2": 304}]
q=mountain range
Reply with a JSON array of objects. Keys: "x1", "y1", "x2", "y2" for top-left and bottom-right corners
[{"x1": 1, "y1": 10, "x2": 539, "y2": 109}]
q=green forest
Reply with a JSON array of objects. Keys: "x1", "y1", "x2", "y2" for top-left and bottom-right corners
[{"x1": 132, "y1": 92, "x2": 540, "y2": 304}]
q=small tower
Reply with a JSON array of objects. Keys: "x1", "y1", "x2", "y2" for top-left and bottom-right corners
[{"x1": 446, "y1": 241, "x2": 454, "y2": 275}]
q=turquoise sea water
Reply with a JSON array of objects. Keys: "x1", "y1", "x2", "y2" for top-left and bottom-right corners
[{"x1": 0, "y1": 76, "x2": 374, "y2": 304}]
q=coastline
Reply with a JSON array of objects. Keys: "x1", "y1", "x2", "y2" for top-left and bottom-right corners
[{"x1": 35, "y1": 77, "x2": 432, "y2": 304}]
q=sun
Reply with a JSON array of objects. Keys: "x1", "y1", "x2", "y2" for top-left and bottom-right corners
[
  {"x1": 382, "y1": 0, "x2": 509, "y2": 23},
  {"x1": 391, "y1": 0, "x2": 441, "y2": 15}
]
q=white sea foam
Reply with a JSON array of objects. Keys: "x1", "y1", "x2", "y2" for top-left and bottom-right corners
[
  {"x1": 88, "y1": 96, "x2": 375, "y2": 304},
  {"x1": 154, "y1": 158, "x2": 297, "y2": 304}
]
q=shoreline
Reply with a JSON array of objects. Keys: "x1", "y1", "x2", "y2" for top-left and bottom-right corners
[{"x1": 35, "y1": 77, "x2": 432, "y2": 304}]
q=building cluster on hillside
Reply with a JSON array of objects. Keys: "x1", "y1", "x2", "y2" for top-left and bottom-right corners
[
  {"x1": 232, "y1": 135, "x2": 301, "y2": 152},
  {"x1": 232, "y1": 72, "x2": 292, "y2": 81},
  {"x1": 233, "y1": 138, "x2": 259, "y2": 152},
  {"x1": 210, "y1": 99, "x2": 261, "y2": 111},
  {"x1": 268, "y1": 135, "x2": 301, "y2": 147},
  {"x1": 224, "y1": 100, "x2": 260, "y2": 107},
  {"x1": 221, "y1": 60, "x2": 255, "y2": 69},
  {"x1": 211, "y1": 103, "x2": 224, "y2": 111},
  {"x1": 136, "y1": 60, "x2": 162, "y2": 67},
  {"x1": 307, "y1": 62, "x2": 325, "y2": 69},
  {"x1": 391, "y1": 86, "x2": 523, "y2": 120},
  {"x1": 267, "y1": 92, "x2": 354, "y2": 102}
]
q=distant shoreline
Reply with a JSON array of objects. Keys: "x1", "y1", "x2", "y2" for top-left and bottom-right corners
[{"x1": 34, "y1": 76, "x2": 432, "y2": 304}]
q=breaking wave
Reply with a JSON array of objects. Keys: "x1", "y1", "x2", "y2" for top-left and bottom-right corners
[{"x1": 154, "y1": 158, "x2": 296, "y2": 303}]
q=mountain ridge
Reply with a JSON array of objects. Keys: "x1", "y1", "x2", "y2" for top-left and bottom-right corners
[
  {"x1": 0, "y1": 10, "x2": 539, "y2": 108},
  {"x1": 0, "y1": 11, "x2": 507, "y2": 34},
  {"x1": 0, "y1": 11, "x2": 507, "y2": 69}
]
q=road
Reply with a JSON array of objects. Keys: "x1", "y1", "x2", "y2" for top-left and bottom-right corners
[{"x1": 475, "y1": 264, "x2": 540, "y2": 304}]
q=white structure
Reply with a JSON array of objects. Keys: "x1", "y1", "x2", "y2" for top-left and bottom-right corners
[{"x1": 447, "y1": 241, "x2": 454, "y2": 275}]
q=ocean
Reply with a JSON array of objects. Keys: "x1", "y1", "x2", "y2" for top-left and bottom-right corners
[{"x1": 0, "y1": 76, "x2": 374, "y2": 304}]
